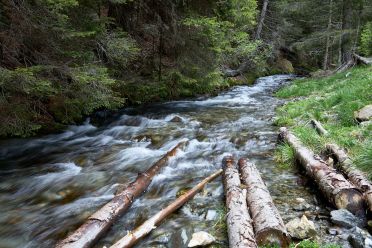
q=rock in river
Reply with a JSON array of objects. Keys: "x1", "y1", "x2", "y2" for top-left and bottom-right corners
[
  {"x1": 286, "y1": 215, "x2": 317, "y2": 239},
  {"x1": 348, "y1": 227, "x2": 372, "y2": 248},
  {"x1": 330, "y1": 209, "x2": 364, "y2": 228},
  {"x1": 188, "y1": 231, "x2": 216, "y2": 247}
]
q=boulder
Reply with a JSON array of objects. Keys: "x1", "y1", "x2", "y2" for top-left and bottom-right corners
[
  {"x1": 355, "y1": 105, "x2": 372, "y2": 122},
  {"x1": 330, "y1": 209, "x2": 364, "y2": 228},
  {"x1": 348, "y1": 227, "x2": 372, "y2": 248},
  {"x1": 188, "y1": 231, "x2": 216, "y2": 247},
  {"x1": 286, "y1": 215, "x2": 317, "y2": 239},
  {"x1": 170, "y1": 116, "x2": 183, "y2": 123}
]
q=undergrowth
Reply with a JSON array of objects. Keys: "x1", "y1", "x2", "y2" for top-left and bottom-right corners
[{"x1": 275, "y1": 66, "x2": 372, "y2": 177}]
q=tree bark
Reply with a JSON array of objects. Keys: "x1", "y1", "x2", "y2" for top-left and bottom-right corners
[
  {"x1": 238, "y1": 158, "x2": 290, "y2": 247},
  {"x1": 326, "y1": 143, "x2": 372, "y2": 213},
  {"x1": 56, "y1": 141, "x2": 186, "y2": 248},
  {"x1": 109, "y1": 169, "x2": 223, "y2": 248},
  {"x1": 323, "y1": 0, "x2": 333, "y2": 70},
  {"x1": 255, "y1": 0, "x2": 269, "y2": 40},
  {"x1": 222, "y1": 156, "x2": 257, "y2": 248},
  {"x1": 279, "y1": 127, "x2": 365, "y2": 217},
  {"x1": 353, "y1": 54, "x2": 372, "y2": 65},
  {"x1": 310, "y1": 119, "x2": 329, "y2": 136}
]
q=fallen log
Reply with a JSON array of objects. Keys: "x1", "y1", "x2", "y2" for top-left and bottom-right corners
[
  {"x1": 238, "y1": 158, "x2": 290, "y2": 247},
  {"x1": 56, "y1": 141, "x2": 186, "y2": 248},
  {"x1": 279, "y1": 128, "x2": 365, "y2": 217},
  {"x1": 326, "y1": 143, "x2": 372, "y2": 213},
  {"x1": 110, "y1": 169, "x2": 223, "y2": 248},
  {"x1": 223, "y1": 156, "x2": 257, "y2": 248},
  {"x1": 310, "y1": 119, "x2": 329, "y2": 136},
  {"x1": 353, "y1": 53, "x2": 372, "y2": 65}
]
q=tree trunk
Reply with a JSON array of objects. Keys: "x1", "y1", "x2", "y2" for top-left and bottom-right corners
[
  {"x1": 310, "y1": 119, "x2": 329, "y2": 136},
  {"x1": 353, "y1": 53, "x2": 372, "y2": 65},
  {"x1": 223, "y1": 156, "x2": 257, "y2": 248},
  {"x1": 323, "y1": 0, "x2": 333, "y2": 70},
  {"x1": 109, "y1": 169, "x2": 223, "y2": 248},
  {"x1": 238, "y1": 158, "x2": 290, "y2": 247},
  {"x1": 255, "y1": 0, "x2": 269, "y2": 40},
  {"x1": 326, "y1": 143, "x2": 372, "y2": 213},
  {"x1": 279, "y1": 128, "x2": 365, "y2": 217},
  {"x1": 341, "y1": 0, "x2": 354, "y2": 64},
  {"x1": 56, "y1": 141, "x2": 186, "y2": 248}
]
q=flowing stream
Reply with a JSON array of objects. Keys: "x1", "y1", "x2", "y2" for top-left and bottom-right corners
[{"x1": 0, "y1": 75, "x2": 350, "y2": 247}]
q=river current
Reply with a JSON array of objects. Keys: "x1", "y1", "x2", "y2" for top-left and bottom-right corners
[{"x1": 0, "y1": 75, "x2": 349, "y2": 247}]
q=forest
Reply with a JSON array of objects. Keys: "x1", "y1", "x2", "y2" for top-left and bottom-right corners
[
  {"x1": 1, "y1": 0, "x2": 371, "y2": 137},
  {"x1": 0, "y1": 1, "x2": 372, "y2": 248}
]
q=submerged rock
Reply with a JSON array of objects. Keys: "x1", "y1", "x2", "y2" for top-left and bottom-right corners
[
  {"x1": 355, "y1": 105, "x2": 372, "y2": 122},
  {"x1": 188, "y1": 231, "x2": 215, "y2": 247},
  {"x1": 330, "y1": 209, "x2": 364, "y2": 228},
  {"x1": 286, "y1": 215, "x2": 317, "y2": 239},
  {"x1": 204, "y1": 210, "x2": 218, "y2": 221},
  {"x1": 348, "y1": 227, "x2": 372, "y2": 248},
  {"x1": 170, "y1": 116, "x2": 183, "y2": 123}
]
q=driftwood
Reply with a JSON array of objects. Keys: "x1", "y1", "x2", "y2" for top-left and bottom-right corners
[
  {"x1": 223, "y1": 157, "x2": 257, "y2": 248},
  {"x1": 238, "y1": 158, "x2": 290, "y2": 247},
  {"x1": 109, "y1": 169, "x2": 223, "y2": 248},
  {"x1": 279, "y1": 128, "x2": 365, "y2": 217},
  {"x1": 326, "y1": 143, "x2": 372, "y2": 212},
  {"x1": 56, "y1": 141, "x2": 186, "y2": 248},
  {"x1": 310, "y1": 119, "x2": 329, "y2": 136}
]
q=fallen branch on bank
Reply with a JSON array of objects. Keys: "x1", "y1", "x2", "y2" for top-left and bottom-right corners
[
  {"x1": 223, "y1": 156, "x2": 257, "y2": 248},
  {"x1": 353, "y1": 53, "x2": 372, "y2": 65},
  {"x1": 326, "y1": 143, "x2": 372, "y2": 213},
  {"x1": 279, "y1": 128, "x2": 365, "y2": 217},
  {"x1": 109, "y1": 169, "x2": 223, "y2": 248},
  {"x1": 310, "y1": 119, "x2": 329, "y2": 136},
  {"x1": 56, "y1": 141, "x2": 186, "y2": 248},
  {"x1": 239, "y1": 158, "x2": 290, "y2": 247}
]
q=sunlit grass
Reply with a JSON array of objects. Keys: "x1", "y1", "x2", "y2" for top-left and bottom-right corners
[{"x1": 275, "y1": 66, "x2": 372, "y2": 177}]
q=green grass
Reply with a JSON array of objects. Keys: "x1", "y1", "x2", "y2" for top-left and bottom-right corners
[{"x1": 275, "y1": 66, "x2": 372, "y2": 177}]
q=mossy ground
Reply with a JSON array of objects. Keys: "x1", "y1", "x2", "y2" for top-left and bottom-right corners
[{"x1": 274, "y1": 66, "x2": 372, "y2": 177}]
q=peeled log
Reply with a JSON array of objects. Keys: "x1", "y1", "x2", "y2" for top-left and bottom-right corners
[
  {"x1": 238, "y1": 158, "x2": 290, "y2": 247},
  {"x1": 56, "y1": 141, "x2": 186, "y2": 248},
  {"x1": 279, "y1": 127, "x2": 365, "y2": 217},
  {"x1": 110, "y1": 169, "x2": 223, "y2": 248},
  {"x1": 310, "y1": 119, "x2": 329, "y2": 136},
  {"x1": 326, "y1": 143, "x2": 372, "y2": 213},
  {"x1": 222, "y1": 157, "x2": 257, "y2": 248}
]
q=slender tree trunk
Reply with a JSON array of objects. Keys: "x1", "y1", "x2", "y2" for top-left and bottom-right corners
[
  {"x1": 323, "y1": 0, "x2": 333, "y2": 70},
  {"x1": 341, "y1": 0, "x2": 354, "y2": 64},
  {"x1": 223, "y1": 157, "x2": 257, "y2": 248},
  {"x1": 310, "y1": 119, "x2": 329, "y2": 136},
  {"x1": 239, "y1": 158, "x2": 290, "y2": 247},
  {"x1": 56, "y1": 141, "x2": 186, "y2": 248},
  {"x1": 326, "y1": 144, "x2": 372, "y2": 213},
  {"x1": 110, "y1": 169, "x2": 223, "y2": 248},
  {"x1": 279, "y1": 128, "x2": 365, "y2": 217},
  {"x1": 255, "y1": 0, "x2": 269, "y2": 40}
]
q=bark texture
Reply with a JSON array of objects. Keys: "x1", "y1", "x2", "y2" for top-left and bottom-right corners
[
  {"x1": 223, "y1": 156, "x2": 257, "y2": 248},
  {"x1": 326, "y1": 143, "x2": 372, "y2": 212},
  {"x1": 311, "y1": 119, "x2": 329, "y2": 136},
  {"x1": 56, "y1": 141, "x2": 186, "y2": 248},
  {"x1": 255, "y1": 0, "x2": 269, "y2": 40},
  {"x1": 110, "y1": 169, "x2": 223, "y2": 248},
  {"x1": 238, "y1": 158, "x2": 290, "y2": 247},
  {"x1": 279, "y1": 127, "x2": 365, "y2": 217}
]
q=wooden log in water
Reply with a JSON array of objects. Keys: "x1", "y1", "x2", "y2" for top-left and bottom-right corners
[
  {"x1": 109, "y1": 169, "x2": 223, "y2": 248},
  {"x1": 310, "y1": 119, "x2": 329, "y2": 136},
  {"x1": 279, "y1": 127, "x2": 365, "y2": 217},
  {"x1": 326, "y1": 143, "x2": 372, "y2": 213},
  {"x1": 222, "y1": 156, "x2": 257, "y2": 248},
  {"x1": 56, "y1": 141, "x2": 186, "y2": 248},
  {"x1": 238, "y1": 158, "x2": 290, "y2": 247}
]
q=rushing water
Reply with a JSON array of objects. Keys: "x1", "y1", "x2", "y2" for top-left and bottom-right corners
[{"x1": 0, "y1": 75, "x2": 351, "y2": 248}]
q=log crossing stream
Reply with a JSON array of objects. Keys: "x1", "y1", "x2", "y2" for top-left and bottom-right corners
[{"x1": 0, "y1": 75, "x2": 351, "y2": 247}]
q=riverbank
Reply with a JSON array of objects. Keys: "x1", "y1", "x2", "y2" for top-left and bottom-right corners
[{"x1": 275, "y1": 66, "x2": 372, "y2": 177}]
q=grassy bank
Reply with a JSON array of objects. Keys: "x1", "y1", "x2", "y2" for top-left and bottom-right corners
[{"x1": 274, "y1": 66, "x2": 372, "y2": 177}]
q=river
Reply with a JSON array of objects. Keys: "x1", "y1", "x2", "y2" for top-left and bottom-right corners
[{"x1": 0, "y1": 75, "x2": 349, "y2": 247}]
